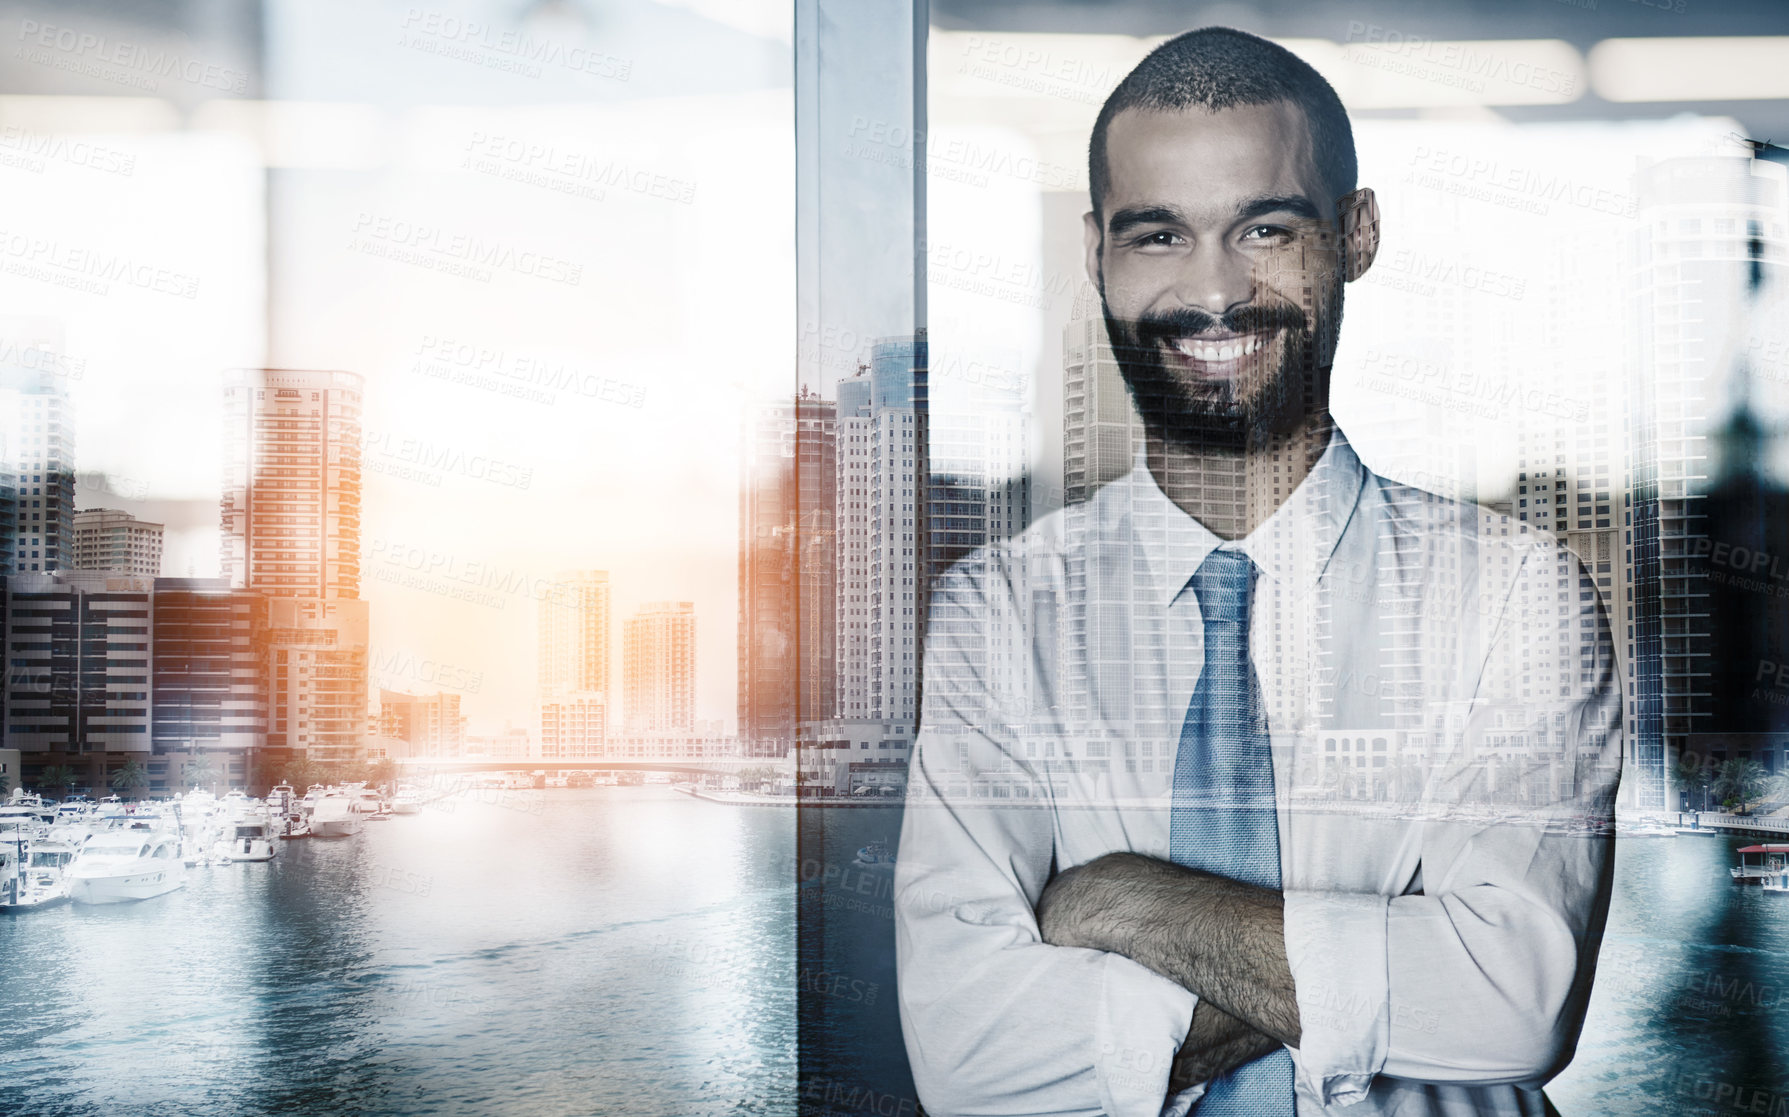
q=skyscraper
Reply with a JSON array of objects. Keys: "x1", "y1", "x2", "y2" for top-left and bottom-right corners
[
  {"x1": 221, "y1": 368, "x2": 364, "y2": 599},
  {"x1": 220, "y1": 368, "x2": 369, "y2": 768},
  {"x1": 151, "y1": 578, "x2": 267, "y2": 772},
  {"x1": 834, "y1": 346, "x2": 920, "y2": 732},
  {"x1": 378, "y1": 688, "x2": 467, "y2": 759},
  {"x1": 538, "y1": 570, "x2": 610, "y2": 754},
  {"x1": 738, "y1": 392, "x2": 836, "y2": 757},
  {"x1": 1063, "y1": 305, "x2": 1143, "y2": 508},
  {"x1": 0, "y1": 342, "x2": 77, "y2": 576},
  {"x1": 623, "y1": 601, "x2": 696, "y2": 735},
  {"x1": 1624, "y1": 153, "x2": 1789, "y2": 809},
  {"x1": 819, "y1": 331, "x2": 1031, "y2": 792},
  {"x1": 3, "y1": 572, "x2": 153, "y2": 790},
  {"x1": 74, "y1": 509, "x2": 164, "y2": 578}
]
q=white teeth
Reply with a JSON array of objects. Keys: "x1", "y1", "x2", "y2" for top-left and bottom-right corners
[{"x1": 1173, "y1": 332, "x2": 1267, "y2": 362}]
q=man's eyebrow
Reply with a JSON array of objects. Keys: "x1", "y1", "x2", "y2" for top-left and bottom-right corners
[
  {"x1": 1106, "y1": 196, "x2": 1325, "y2": 237},
  {"x1": 1237, "y1": 194, "x2": 1324, "y2": 223},
  {"x1": 1106, "y1": 205, "x2": 1188, "y2": 238}
]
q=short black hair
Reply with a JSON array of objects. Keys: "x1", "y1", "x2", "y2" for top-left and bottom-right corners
[{"x1": 1089, "y1": 27, "x2": 1357, "y2": 222}]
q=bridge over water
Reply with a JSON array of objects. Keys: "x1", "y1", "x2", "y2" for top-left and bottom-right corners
[{"x1": 392, "y1": 757, "x2": 788, "y2": 779}]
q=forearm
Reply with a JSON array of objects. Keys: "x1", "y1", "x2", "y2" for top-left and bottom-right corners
[
  {"x1": 1169, "y1": 1000, "x2": 1284, "y2": 1093},
  {"x1": 899, "y1": 758, "x2": 1199, "y2": 1116},
  {"x1": 1039, "y1": 852, "x2": 1302, "y2": 1046}
]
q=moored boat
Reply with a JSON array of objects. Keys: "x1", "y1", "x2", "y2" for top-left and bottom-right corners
[
  {"x1": 67, "y1": 829, "x2": 186, "y2": 904},
  {"x1": 854, "y1": 840, "x2": 897, "y2": 868},
  {"x1": 216, "y1": 815, "x2": 278, "y2": 862},
  {"x1": 1, "y1": 840, "x2": 77, "y2": 911},
  {"x1": 1731, "y1": 844, "x2": 1789, "y2": 884},
  {"x1": 309, "y1": 793, "x2": 363, "y2": 838}
]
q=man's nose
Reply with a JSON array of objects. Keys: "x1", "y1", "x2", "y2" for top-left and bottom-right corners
[{"x1": 1172, "y1": 239, "x2": 1255, "y2": 320}]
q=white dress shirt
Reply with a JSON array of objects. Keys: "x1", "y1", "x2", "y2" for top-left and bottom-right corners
[{"x1": 894, "y1": 430, "x2": 1623, "y2": 1117}]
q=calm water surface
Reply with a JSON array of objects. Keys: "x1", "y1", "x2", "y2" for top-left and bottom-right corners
[
  {"x1": 1551, "y1": 831, "x2": 1789, "y2": 1116},
  {"x1": 0, "y1": 787, "x2": 795, "y2": 1117},
  {"x1": 4, "y1": 793, "x2": 1786, "y2": 1116}
]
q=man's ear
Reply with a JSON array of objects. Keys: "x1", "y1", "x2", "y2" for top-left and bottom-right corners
[
  {"x1": 1339, "y1": 187, "x2": 1380, "y2": 282},
  {"x1": 1082, "y1": 210, "x2": 1103, "y2": 292}
]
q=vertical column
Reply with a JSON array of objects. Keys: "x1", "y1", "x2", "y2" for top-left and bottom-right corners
[{"x1": 795, "y1": 0, "x2": 927, "y2": 1109}]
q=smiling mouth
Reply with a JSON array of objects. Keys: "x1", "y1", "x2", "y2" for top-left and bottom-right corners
[{"x1": 1167, "y1": 330, "x2": 1273, "y2": 364}]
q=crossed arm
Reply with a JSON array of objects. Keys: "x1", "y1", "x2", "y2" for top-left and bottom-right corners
[{"x1": 1036, "y1": 852, "x2": 1300, "y2": 1092}]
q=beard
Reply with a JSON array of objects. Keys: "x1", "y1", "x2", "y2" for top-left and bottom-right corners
[{"x1": 1101, "y1": 284, "x2": 1339, "y2": 454}]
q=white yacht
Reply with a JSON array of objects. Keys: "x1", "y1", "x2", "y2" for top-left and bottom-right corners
[
  {"x1": 390, "y1": 789, "x2": 422, "y2": 815},
  {"x1": 1, "y1": 839, "x2": 77, "y2": 910},
  {"x1": 216, "y1": 814, "x2": 278, "y2": 862},
  {"x1": 309, "y1": 793, "x2": 363, "y2": 838},
  {"x1": 67, "y1": 829, "x2": 186, "y2": 904},
  {"x1": 266, "y1": 783, "x2": 296, "y2": 814},
  {"x1": 0, "y1": 792, "x2": 53, "y2": 844},
  {"x1": 0, "y1": 813, "x2": 46, "y2": 849},
  {"x1": 349, "y1": 784, "x2": 388, "y2": 821}
]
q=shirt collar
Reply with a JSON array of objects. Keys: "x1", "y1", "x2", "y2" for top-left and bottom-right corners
[{"x1": 1095, "y1": 426, "x2": 1368, "y2": 609}]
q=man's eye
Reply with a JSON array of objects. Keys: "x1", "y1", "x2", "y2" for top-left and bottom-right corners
[
  {"x1": 1135, "y1": 231, "x2": 1183, "y2": 248},
  {"x1": 1242, "y1": 224, "x2": 1292, "y2": 242}
]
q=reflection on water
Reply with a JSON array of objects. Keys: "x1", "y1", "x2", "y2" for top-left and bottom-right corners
[
  {"x1": 1551, "y1": 833, "x2": 1789, "y2": 1116},
  {"x1": 7, "y1": 794, "x2": 1787, "y2": 1116},
  {"x1": 0, "y1": 787, "x2": 795, "y2": 1117}
]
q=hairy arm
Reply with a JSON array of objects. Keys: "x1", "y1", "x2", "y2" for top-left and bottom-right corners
[
  {"x1": 1038, "y1": 851, "x2": 1302, "y2": 1048},
  {"x1": 1167, "y1": 1001, "x2": 1285, "y2": 1092}
]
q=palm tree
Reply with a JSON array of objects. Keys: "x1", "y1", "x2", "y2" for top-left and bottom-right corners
[
  {"x1": 366, "y1": 758, "x2": 398, "y2": 794},
  {"x1": 110, "y1": 758, "x2": 150, "y2": 801},
  {"x1": 735, "y1": 765, "x2": 775, "y2": 792},
  {"x1": 0, "y1": 769, "x2": 10, "y2": 797},
  {"x1": 282, "y1": 757, "x2": 326, "y2": 790},
  {"x1": 183, "y1": 753, "x2": 219, "y2": 792},
  {"x1": 1762, "y1": 770, "x2": 1789, "y2": 816},
  {"x1": 41, "y1": 764, "x2": 79, "y2": 798},
  {"x1": 1676, "y1": 752, "x2": 1713, "y2": 812},
  {"x1": 1715, "y1": 758, "x2": 1769, "y2": 815}
]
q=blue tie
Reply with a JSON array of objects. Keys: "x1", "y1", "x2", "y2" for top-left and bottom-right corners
[{"x1": 1169, "y1": 548, "x2": 1295, "y2": 1115}]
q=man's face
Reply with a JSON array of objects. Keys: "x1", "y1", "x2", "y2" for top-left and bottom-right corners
[{"x1": 1086, "y1": 101, "x2": 1349, "y2": 450}]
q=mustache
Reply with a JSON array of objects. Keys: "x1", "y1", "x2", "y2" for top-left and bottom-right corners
[{"x1": 1129, "y1": 302, "x2": 1309, "y2": 344}]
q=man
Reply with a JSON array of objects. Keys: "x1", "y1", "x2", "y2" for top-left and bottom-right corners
[{"x1": 894, "y1": 27, "x2": 1621, "y2": 1117}]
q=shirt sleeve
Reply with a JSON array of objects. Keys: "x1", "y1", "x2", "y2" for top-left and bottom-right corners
[
  {"x1": 1282, "y1": 540, "x2": 1623, "y2": 1103},
  {"x1": 895, "y1": 557, "x2": 1199, "y2": 1117}
]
